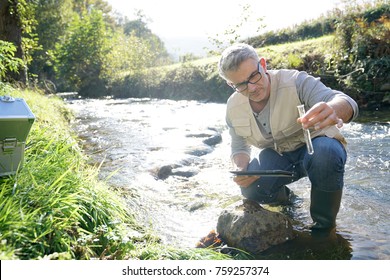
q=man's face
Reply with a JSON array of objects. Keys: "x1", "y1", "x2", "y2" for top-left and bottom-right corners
[{"x1": 225, "y1": 58, "x2": 269, "y2": 103}]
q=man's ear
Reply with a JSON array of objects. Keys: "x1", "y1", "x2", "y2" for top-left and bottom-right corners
[{"x1": 260, "y1": 57, "x2": 267, "y2": 71}]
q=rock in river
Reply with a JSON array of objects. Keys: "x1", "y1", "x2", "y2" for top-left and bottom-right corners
[
  {"x1": 217, "y1": 199, "x2": 295, "y2": 254},
  {"x1": 202, "y1": 134, "x2": 222, "y2": 146},
  {"x1": 157, "y1": 165, "x2": 173, "y2": 179}
]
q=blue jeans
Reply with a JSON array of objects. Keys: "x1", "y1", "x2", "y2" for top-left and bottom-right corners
[{"x1": 241, "y1": 136, "x2": 347, "y2": 202}]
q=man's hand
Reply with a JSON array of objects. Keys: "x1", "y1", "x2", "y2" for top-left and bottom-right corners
[
  {"x1": 231, "y1": 153, "x2": 259, "y2": 187},
  {"x1": 233, "y1": 174, "x2": 260, "y2": 188},
  {"x1": 298, "y1": 101, "x2": 347, "y2": 130}
]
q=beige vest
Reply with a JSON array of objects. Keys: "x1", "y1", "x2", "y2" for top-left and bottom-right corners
[{"x1": 226, "y1": 70, "x2": 346, "y2": 153}]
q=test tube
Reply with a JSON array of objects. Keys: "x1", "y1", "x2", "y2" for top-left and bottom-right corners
[{"x1": 297, "y1": 105, "x2": 314, "y2": 155}]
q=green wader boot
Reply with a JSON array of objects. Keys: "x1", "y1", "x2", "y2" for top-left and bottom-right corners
[{"x1": 310, "y1": 188, "x2": 343, "y2": 231}]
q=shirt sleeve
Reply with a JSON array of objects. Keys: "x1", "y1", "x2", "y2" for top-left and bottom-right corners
[
  {"x1": 225, "y1": 115, "x2": 251, "y2": 159},
  {"x1": 296, "y1": 72, "x2": 359, "y2": 121}
]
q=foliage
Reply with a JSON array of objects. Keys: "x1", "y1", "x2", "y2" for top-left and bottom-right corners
[
  {"x1": 52, "y1": 6, "x2": 168, "y2": 96},
  {"x1": 48, "y1": 2, "x2": 172, "y2": 96},
  {"x1": 110, "y1": 61, "x2": 231, "y2": 102},
  {"x1": 122, "y1": 10, "x2": 171, "y2": 66},
  {"x1": 111, "y1": 36, "x2": 336, "y2": 102},
  {"x1": 179, "y1": 53, "x2": 202, "y2": 63},
  {"x1": 101, "y1": 31, "x2": 157, "y2": 84},
  {"x1": 331, "y1": 1, "x2": 390, "y2": 107},
  {"x1": 29, "y1": 0, "x2": 118, "y2": 84},
  {"x1": 246, "y1": 15, "x2": 337, "y2": 48},
  {"x1": 1, "y1": 0, "x2": 171, "y2": 96},
  {"x1": 2, "y1": 0, "x2": 388, "y2": 103},
  {"x1": 0, "y1": 40, "x2": 24, "y2": 81},
  {"x1": 119, "y1": 1, "x2": 388, "y2": 108},
  {"x1": 54, "y1": 8, "x2": 111, "y2": 96},
  {"x1": 258, "y1": 36, "x2": 335, "y2": 73},
  {"x1": 6, "y1": 0, "x2": 39, "y2": 71},
  {"x1": 29, "y1": 0, "x2": 75, "y2": 82}
]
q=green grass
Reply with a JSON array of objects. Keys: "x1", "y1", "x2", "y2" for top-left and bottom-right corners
[
  {"x1": 0, "y1": 85, "x2": 230, "y2": 260},
  {"x1": 255, "y1": 35, "x2": 335, "y2": 69},
  {"x1": 158, "y1": 35, "x2": 334, "y2": 70}
]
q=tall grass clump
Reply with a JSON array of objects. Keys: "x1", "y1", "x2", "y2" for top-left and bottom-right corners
[
  {"x1": 0, "y1": 85, "x2": 231, "y2": 260},
  {"x1": 0, "y1": 86, "x2": 138, "y2": 259}
]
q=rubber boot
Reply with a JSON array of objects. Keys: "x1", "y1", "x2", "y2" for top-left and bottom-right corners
[{"x1": 310, "y1": 188, "x2": 342, "y2": 232}]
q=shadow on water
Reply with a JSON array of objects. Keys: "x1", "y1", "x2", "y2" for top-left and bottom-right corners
[
  {"x1": 246, "y1": 203, "x2": 355, "y2": 260},
  {"x1": 254, "y1": 230, "x2": 353, "y2": 260}
]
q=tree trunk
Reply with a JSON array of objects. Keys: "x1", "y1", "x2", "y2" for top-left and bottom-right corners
[{"x1": 0, "y1": 0, "x2": 27, "y2": 84}]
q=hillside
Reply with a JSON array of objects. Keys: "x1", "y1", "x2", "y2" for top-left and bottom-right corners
[{"x1": 109, "y1": 36, "x2": 337, "y2": 101}]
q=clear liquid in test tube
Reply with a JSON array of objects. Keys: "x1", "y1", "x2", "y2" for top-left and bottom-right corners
[{"x1": 297, "y1": 105, "x2": 314, "y2": 155}]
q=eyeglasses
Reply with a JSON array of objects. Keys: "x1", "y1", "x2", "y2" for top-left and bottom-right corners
[{"x1": 229, "y1": 62, "x2": 262, "y2": 93}]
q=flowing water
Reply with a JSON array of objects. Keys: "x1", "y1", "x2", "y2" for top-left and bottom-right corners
[{"x1": 67, "y1": 98, "x2": 389, "y2": 260}]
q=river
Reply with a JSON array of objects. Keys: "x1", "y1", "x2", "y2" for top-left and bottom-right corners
[{"x1": 67, "y1": 98, "x2": 389, "y2": 260}]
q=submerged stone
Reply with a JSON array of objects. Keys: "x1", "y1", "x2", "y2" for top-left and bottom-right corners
[
  {"x1": 185, "y1": 145, "x2": 213, "y2": 156},
  {"x1": 171, "y1": 166, "x2": 199, "y2": 178},
  {"x1": 202, "y1": 134, "x2": 222, "y2": 146}
]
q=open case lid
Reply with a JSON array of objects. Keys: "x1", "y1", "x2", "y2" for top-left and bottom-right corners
[{"x1": 0, "y1": 96, "x2": 35, "y2": 142}]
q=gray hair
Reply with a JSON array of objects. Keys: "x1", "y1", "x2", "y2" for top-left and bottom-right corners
[{"x1": 218, "y1": 43, "x2": 259, "y2": 81}]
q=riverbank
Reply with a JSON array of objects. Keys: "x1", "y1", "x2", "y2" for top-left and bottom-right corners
[{"x1": 0, "y1": 87, "x2": 229, "y2": 260}]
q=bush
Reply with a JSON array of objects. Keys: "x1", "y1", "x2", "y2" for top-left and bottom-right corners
[
  {"x1": 0, "y1": 40, "x2": 24, "y2": 82},
  {"x1": 332, "y1": 3, "x2": 390, "y2": 107}
]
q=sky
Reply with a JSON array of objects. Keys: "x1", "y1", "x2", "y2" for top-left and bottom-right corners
[{"x1": 107, "y1": 0, "x2": 344, "y2": 57}]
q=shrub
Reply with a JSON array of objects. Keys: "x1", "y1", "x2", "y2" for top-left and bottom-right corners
[{"x1": 0, "y1": 40, "x2": 24, "y2": 81}]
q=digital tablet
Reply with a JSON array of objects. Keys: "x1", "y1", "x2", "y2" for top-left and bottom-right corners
[{"x1": 230, "y1": 170, "x2": 294, "y2": 177}]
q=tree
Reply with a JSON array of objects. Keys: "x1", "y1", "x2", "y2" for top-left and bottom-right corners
[
  {"x1": 29, "y1": 0, "x2": 117, "y2": 88},
  {"x1": 0, "y1": 0, "x2": 26, "y2": 83},
  {"x1": 207, "y1": 3, "x2": 265, "y2": 56},
  {"x1": 54, "y1": 8, "x2": 111, "y2": 96},
  {"x1": 30, "y1": 0, "x2": 75, "y2": 82},
  {"x1": 122, "y1": 10, "x2": 171, "y2": 66},
  {"x1": 72, "y1": 0, "x2": 115, "y2": 29}
]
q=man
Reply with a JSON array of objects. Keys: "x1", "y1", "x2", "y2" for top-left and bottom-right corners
[{"x1": 218, "y1": 43, "x2": 359, "y2": 232}]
